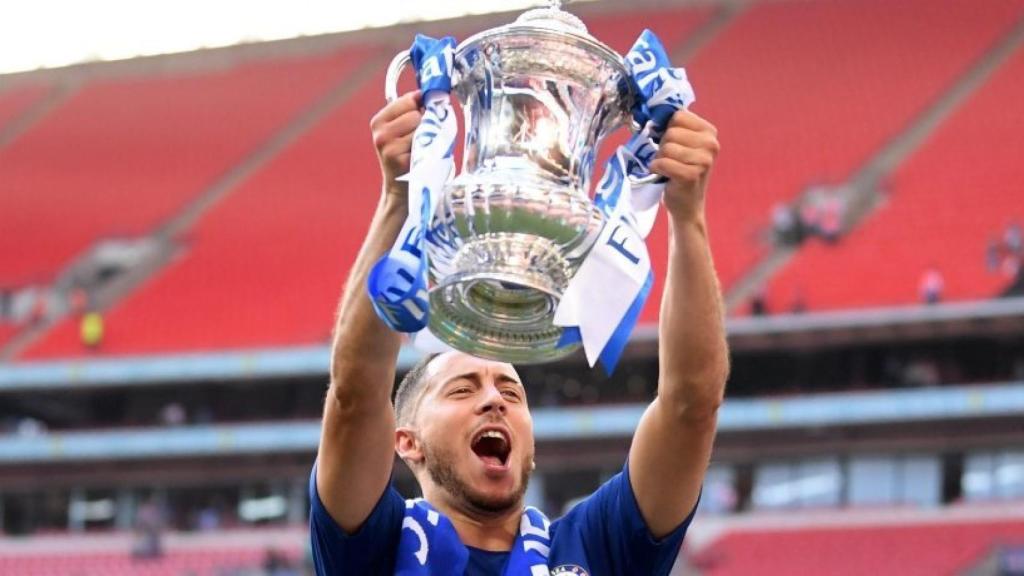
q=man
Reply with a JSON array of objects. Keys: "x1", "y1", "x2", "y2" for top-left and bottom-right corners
[{"x1": 310, "y1": 89, "x2": 727, "y2": 575}]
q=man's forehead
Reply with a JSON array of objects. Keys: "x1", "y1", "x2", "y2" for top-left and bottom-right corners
[{"x1": 424, "y1": 351, "x2": 521, "y2": 389}]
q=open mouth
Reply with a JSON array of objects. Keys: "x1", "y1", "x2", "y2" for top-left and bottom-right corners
[{"x1": 471, "y1": 428, "x2": 511, "y2": 468}]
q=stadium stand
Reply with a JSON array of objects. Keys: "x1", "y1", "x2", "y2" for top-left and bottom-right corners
[
  {"x1": 766, "y1": 45, "x2": 1024, "y2": 311},
  {"x1": 0, "y1": 84, "x2": 50, "y2": 131},
  {"x1": 636, "y1": 0, "x2": 1024, "y2": 322},
  {"x1": 691, "y1": 516, "x2": 1024, "y2": 576},
  {"x1": 0, "y1": 547, "x2": 302, "y2": 576},
  {"x1": 0, "y1": 48, "x2": 371, "y2": 288},
  {"x1": 16, "y1": 0, "x2": 1024, "y2": 356},
  {"x1": 18, "y1": 6, "x2": 713, "y2": 359},
  {"x1": 2, "y1": 4, "x2": 1024, "y2": 576}
]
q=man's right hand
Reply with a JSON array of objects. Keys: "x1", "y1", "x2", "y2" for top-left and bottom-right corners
[{"x1": 371, "y1": 90, "x2": 422, "y2": 199}]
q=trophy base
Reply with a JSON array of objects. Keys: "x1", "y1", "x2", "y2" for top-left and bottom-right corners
[{"x1": 428, "y1": 232, "x2": 580, "y2": 364}]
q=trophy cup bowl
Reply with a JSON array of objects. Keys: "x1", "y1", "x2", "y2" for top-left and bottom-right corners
[{"x1": 385, "y1": 5, "x2": 656, "y2": 363}]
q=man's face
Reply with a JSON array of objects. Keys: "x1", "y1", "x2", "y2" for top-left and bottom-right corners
[{"x1": 405, "y1": 352, "x2": 535, "y2": 514}]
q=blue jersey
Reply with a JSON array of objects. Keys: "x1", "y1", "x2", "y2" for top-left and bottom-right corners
[{"x1": 310, "y1": 461, "x2": 696, "y2": 575}]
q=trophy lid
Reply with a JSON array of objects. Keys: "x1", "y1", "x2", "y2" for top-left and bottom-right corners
[
  {"x1": 514, "y1": 1, "x2": 590, "y2": 35},
  {"x1": 456, "y1": 0, "x2": 625, "y2": 75}
]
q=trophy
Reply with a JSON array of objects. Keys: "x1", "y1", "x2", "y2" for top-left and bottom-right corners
[{"x1": 373, "y1": 1, "x2": 691, "y2": 366}]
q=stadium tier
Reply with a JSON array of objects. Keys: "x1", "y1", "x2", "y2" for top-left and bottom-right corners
[
  {"x1": 14, "y1": 6, "x2": 713, "y2": 360},
  {"x1": 766, "y1": 44, "x2": 1024, "y2": 311},
  {"x1": 0, "y1": 48, "x2": 371, "y2": 287},
  {"x1": 4, "y1": 0, "x2": 1024, "y2": 358},
  {"x1": 656, "y1": 0, "x2": 1024, "y2": 308},
  {"x1": 692, "y1": 517, "x2": 1024, "y2": 576}
]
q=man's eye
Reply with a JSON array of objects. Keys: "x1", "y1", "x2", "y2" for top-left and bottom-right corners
[
  {"x1": 501, "y1": 389, "x2": 521, "y2": 400},
  {"x1": 450, "y1": 387, "x2": 472, "y2": 396}
]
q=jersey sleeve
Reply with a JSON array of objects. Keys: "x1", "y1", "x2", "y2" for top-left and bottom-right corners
[
  {"x1": 563, "y1": 461, "x2": 698, "y2": 576},
  {"x1": 309, "y1": 462, "x2": 405, "y2": 575}
]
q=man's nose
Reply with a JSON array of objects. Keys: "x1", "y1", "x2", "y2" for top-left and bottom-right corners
[{"x1": 476, "y1": 385, "x2": 507, "y2": 414}]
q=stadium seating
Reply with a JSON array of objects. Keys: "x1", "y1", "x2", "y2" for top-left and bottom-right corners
[
  {"x1": 0, "y1": 547, "x2": 299, "y2": 576},
  {"x1": 637, "y1": 0, "x2": 1024, "y2": 323},
  {"x1": 766, "y1": 45, "x2": 1024, "y2": 311},
  {"x1": 693, "y1": 518, "x2": 1024, "y2": 576},
  {"x1": 19, "y1": 7, "x2": 712, "y2": 359},
  {"x1": 0, "y1": 83, "x2": 50, "y2": 131},
  {"x1": 12, "y1": 0, "x2": 1024, "y2": 357},
  {"x1": 0, "y1": 48, "x2": 371, "y2": 287}
]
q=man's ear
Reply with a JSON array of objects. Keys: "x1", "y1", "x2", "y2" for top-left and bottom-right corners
[{"x1": 395, "y1": 427, "x2": 424, "y2": 465}]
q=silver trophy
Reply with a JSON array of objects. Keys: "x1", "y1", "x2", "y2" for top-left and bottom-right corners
[{"x1": 385, "y1": 1, "x2": 656, "y2": 363}]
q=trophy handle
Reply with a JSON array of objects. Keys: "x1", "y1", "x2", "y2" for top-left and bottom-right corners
[{"x1": 385, "y1": 50, "x2": 412, "y2": 103}]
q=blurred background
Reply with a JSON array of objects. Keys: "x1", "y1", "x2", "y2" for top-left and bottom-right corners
[{"x1": 1, "y1": 0, "x2": 1023, "y2": 574}]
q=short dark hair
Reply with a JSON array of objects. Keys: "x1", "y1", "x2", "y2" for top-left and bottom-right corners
[{"x1": 394, "y1": 353, "x2": 441, "y2": 426}]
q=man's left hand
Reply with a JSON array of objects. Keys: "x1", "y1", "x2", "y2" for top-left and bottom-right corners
[{"x1": 650, "y1": 109, "x2": 720, "y2": 223}]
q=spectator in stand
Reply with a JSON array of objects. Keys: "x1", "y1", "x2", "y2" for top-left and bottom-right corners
[
  {"x1": 919, "y1": 266, "x2": 944, "y2": 305},
  {"x1": 80, "y1": 310, "x2": 104, "y2": 351},
  {"x1": 1004, "y1": 252, "x2": 1022, "y2": 280},
  {"x1": 1006, "y1": 221, "x2": 1022, "y2": 254},
  {"x1": 799, "y1": 199, "x2": 821, "y2": 238},
  {"x1": 159, "y1": 402, "x2": 187, "y2": 426},
  {"x1": 69, "y1": 285, "x2": 91, "y2": 314},
  {"x1": 16, "y1": 416, "x2": 47, "y2": 437},
  {"x1": 750, "y1": 290, "x2": 769, "y2": 316},
  {"x1": 987, "y1": 237, "x2": 1003, "y2": 272},
  {"x1": 132, "y1": 499, "x2": 164, "y2": 559},
  {"x1": 0, "y1": 286, "x2": 11, "y2": 319},
  {"x1": 196, "y1": 505, "x2": 221, "y2": 532},
  {"x1": 771, "y1": 202, "x2": 802, "y2": 246},
  {"x1": 902, "y1": 358, "x2": 941, "y2": 387},
  {"x1": 262, "y1": 547, "x2": 299, "y2": 576},
  {"x1": 819, "y1": 194, "x2": 843, "y2": 244}
]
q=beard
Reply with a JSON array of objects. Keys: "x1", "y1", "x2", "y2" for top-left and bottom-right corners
[{"x1": 422, "y1": 440, "x2": 532, "y2": 515}]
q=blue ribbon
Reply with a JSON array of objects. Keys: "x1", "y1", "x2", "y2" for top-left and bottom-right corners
[
  {"x1": 598, "y1": 271, "x2": 654, "y2": 374},
  {"x1": 367, "y1": 35, "x2": 456, "y2": 333},
  {"x1": 564, "y1": 29, "x2": 692, "y2": 373}
]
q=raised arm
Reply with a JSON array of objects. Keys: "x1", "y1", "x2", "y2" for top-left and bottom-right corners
[
  {"x1": 316, "y1": 90, "x2": 422, "y2": 533},
  {"x1": 628, "y1": 109, "x2": 729, "y2": 538}
]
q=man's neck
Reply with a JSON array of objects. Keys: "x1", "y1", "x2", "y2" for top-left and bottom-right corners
[{"x1": 427, "y1": 493, "x2": 522, "y2": 552}]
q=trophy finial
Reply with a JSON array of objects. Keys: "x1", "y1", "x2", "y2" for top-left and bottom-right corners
[{"x1": 518, "y1": 0, "x2": 587, "y2": 33}]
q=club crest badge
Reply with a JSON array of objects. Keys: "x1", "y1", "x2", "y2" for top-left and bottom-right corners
[{"x1": 551, "y1": 566, "x2": 590, "y2": 576}]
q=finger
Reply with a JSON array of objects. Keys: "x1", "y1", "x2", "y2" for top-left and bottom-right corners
[
  {"x1": 380, "y1": 132, "x2": 414, "y2": 160},
  {"x1": 650, "y1": 157, "x2": 705, "y2": 182},
  {"x1": 385, "y1": 109, "x2": 424, "y2": 140},
  {"x1": 668, "y1": 109, "x2": 717, "y2": 134},
  {"x1": 662, "y1": 127, "x2": 720, "y2": 155},
  {"x1": 372, "y1": 90, "x2": 422, "y2": 126},
  {"x1": 657, "y1": 142, "x2": 714, "y2": 168},
  {"x1": 374, "y1": 110, "x2": 421, "y2": 149}
]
